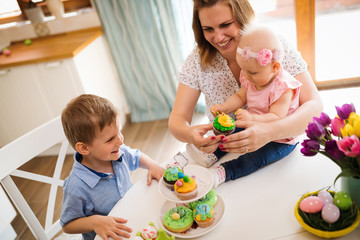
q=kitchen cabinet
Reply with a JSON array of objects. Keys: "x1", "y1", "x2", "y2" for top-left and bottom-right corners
[{"x1": 0, "y1": 31, "x2": 128, "y2": 146}]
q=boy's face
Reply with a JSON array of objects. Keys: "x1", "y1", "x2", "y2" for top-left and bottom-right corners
[{"x1": 86, "y1": 121, "x2": 124, "y2": 162}]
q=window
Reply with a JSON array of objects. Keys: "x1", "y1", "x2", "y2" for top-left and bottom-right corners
[
  {"x1": 0, "y1": 0, "x2": 92, "y2": 25},
  {"x1": 315, "y1": 0, "x2": 360, "y2": 83},
  {"x1": 253, "y1": 0, "x2": 360, "y2": 89}
]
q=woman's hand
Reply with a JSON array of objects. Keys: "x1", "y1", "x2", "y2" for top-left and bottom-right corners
[
  {"x1": 221, "y1": 121, "x2": 273, "y2": 154},
  {"x1": 189, "y1": 123, "x2": 223, "y2": 153}
]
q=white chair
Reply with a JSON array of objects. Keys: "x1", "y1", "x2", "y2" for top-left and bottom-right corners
[{"x1": 0, "y1": 116, "x2": 70, "y2": 240}]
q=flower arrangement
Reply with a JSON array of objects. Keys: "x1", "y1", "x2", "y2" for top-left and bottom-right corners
[{"x1": 301, "y1": 103, "x2": 360, "y2": 183}]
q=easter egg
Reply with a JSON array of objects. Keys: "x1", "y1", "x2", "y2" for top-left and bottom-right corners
[
  {"x1": 171, "y1": 212, "x2": 180, "y2": 220},
  {"x1": 24, "y1": 39, "x2": 32, "y2": 45},
  {"x1": 178, "y1": 172, "x2": 184, "y2": 179},
  {"x1": 178, "y1": 208, "x2": 185, "y2": 217},
  {"x1": 318, "y1": 190, "x2": 334, "y2": 205},
  {"x1": 175, "y1": 180, "x2": 183, "y2": 187},
  {"x1": 141, "y1": 225, "x2": 158, "y2": 239},
  {"x1": 300, "y1": 196, "x2": 323, "y2": 213},
  {"x1": 3, "y1": 49, "x2": 11, "y2": 56},
  {"x1": 334, "y1": 191, "x2": 352, "y2": 210},
  {"x1": 321, "y1": 203, "x2": 340, "y2": 223},
  {"x1": 183, "y1": 175, "x2": 190, "y2": 182}
]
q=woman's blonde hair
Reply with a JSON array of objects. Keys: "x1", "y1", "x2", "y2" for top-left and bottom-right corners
[
  {"x1": 61, "y1": 94, "x2": 118, "y2": 149},
  {"x1": 192, "y1": 0, "x2": 255, "y2": 66}
]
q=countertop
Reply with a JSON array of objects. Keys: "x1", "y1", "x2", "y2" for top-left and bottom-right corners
[{"x1": 0, "y1": 27, "x2": 102, "y2": 69}]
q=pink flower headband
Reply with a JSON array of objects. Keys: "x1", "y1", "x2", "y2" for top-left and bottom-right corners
[{"x1": 237, "y1": 47, "x2": 282, "y2": 66}]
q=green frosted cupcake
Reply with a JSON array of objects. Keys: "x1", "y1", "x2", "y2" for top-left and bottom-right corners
[
  {"x1": 213, "y1": 113, "x2": 235, "y2": 135},
  {"x1": 163, "y1": 165, "x2": 183, "y2": 190}
]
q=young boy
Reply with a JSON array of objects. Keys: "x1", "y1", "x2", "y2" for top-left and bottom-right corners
[{"x1": 60, "y1": 94, "x2": 164, "y2": 240}]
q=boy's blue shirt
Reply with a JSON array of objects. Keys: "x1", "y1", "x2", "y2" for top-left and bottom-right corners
[{"x1": 60, "y1": 144, "x2": 140, "y2": 240}]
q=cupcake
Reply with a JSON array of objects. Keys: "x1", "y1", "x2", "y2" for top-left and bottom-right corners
[
  {"x1": 193, "y1": 204, "x2": 215, "y2": 228},
  {"x1": 163, "y1": 164, "x2": 183, "y2": 190},
  {"x1": 188, "y1": 189, "x2": 217, "y2": 210},
  {"x1": 174, "y1": 175, "x2": 198, "y2": 200},
  {"x1": 213, "y1": 113, "x2": 235, "y2": 135},
  {"x1": 163, "y1": 206, "x2": 194, "y2": 233}
]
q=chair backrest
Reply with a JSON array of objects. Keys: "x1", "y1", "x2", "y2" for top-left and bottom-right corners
[{"x1": 0, "y1": 116, "x2": 70, "y2": 240}]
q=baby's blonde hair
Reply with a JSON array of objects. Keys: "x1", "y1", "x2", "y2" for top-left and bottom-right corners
[{"x1": 239, "y1": 23, "x2": 283, "y2": 60}]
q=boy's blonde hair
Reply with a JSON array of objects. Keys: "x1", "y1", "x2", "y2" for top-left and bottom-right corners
[{"x1": 61, "y1": 94, "x2": 118, "y2": 149}]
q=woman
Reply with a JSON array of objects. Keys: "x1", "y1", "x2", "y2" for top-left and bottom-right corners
[{"x1": 168, "y1": 0, "x2": 322, "y2": 186}]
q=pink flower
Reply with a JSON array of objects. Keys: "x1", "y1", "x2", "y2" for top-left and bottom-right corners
[
  {"x1": 337, "y1": 135, "x2": 360, "y2": 157},
  {"x1": 331, "y1": 117, "x2": 345, "y2": 137},
  {"x1": 256, "y1": 49, "x2": 273, "y2": 66}
]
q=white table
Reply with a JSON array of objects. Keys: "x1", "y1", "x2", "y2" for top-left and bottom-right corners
[{"x1": 95, "y1": 146, "x2": 360, "y2": 240}]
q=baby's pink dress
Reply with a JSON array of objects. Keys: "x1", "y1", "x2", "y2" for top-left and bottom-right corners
[{"x1": 240, "y1": 66, "x2": 302, "y2": 144}]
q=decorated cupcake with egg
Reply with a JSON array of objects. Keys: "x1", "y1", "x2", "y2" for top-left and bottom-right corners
[
  {"x1": 174, "y1": 173, "x2": 198, "y2": 200},
  {"x1": 162, "y1": 206, "x2": 194, "y2": 233},
  {"x1": 188, "y1": 189, "x2": 217, "y2": 210},
  {"x1": 163, "y1": 164, "x2": 183, "y2": 190},
  {"x1": 193, "y1": 204, "x2": 215, "y2": 228},
  {"x1": 213, "y1": 113, "x2": 235, "y2": 136}
]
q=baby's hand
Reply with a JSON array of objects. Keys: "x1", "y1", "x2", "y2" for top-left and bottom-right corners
[
  {"x1": 93, "y1": 216, "x2": 132, "y2": 240},
  {"x1": 235, "y1": 109, "x2": 253, "y2": 121},
  {"x1": 211, "y1": 105, "x2": 223, "y2": 117}
]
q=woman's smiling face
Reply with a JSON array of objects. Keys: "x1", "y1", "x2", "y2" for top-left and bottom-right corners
[{"x1": 199, "y1": 1, "x2": 241, "y2": 59}]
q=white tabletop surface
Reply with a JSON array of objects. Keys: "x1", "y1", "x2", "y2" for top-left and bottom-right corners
[{"x1": 95, "y1": 145, "x2": 360, "y2": 240}]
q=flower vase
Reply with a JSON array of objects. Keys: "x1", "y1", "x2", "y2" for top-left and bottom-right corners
[{"x1": 341, "y1": 176, "x2": 360, "y2": 208}]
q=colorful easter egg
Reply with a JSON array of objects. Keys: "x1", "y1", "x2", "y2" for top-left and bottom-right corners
[
  {"x1": 178, "y1": 172, "x2": 184, "y2": 179},
  {"x1": 3, "y1": 48, "x2": 11, "y2": 56},
  {"x1": 321, "y1": 203, "x2": 340, "y2": 223},
  {"x1": 318, "y1": 190, "x2": 334, "y2": 205},
  {"x1": 183, "y1": 175, "x2": 190, "y2": 182},
  {"x1": 24, "y1": 39, "x2": 32, "y2": 45},
  {"x1": 175, "y1": 180, "x2": 183, "y2": 187},
  {"x1": 171, "y1": 212, "x2": 180, "y2": 220},
  {"x1": 300, "y1": 196, "x2": 324, "y2": 213},
  {"x1": 334, "y1": 191, "x2": 352, "y2": 210},
  {"x1": 141, "y1": 225, "x2": 158, "y2": 239}
]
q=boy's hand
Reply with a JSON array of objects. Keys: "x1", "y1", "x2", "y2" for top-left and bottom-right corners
[
  {"x1": 93, "y1": 216, "x2": 132, "y2": 240},
  {"x1": 146, "y1": 163, "x2": 165, "y2": 185}
]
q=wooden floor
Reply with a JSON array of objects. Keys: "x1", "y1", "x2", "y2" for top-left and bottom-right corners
[{"x1": 10, "y1": 113, "x2": 206, "y2": 240}]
